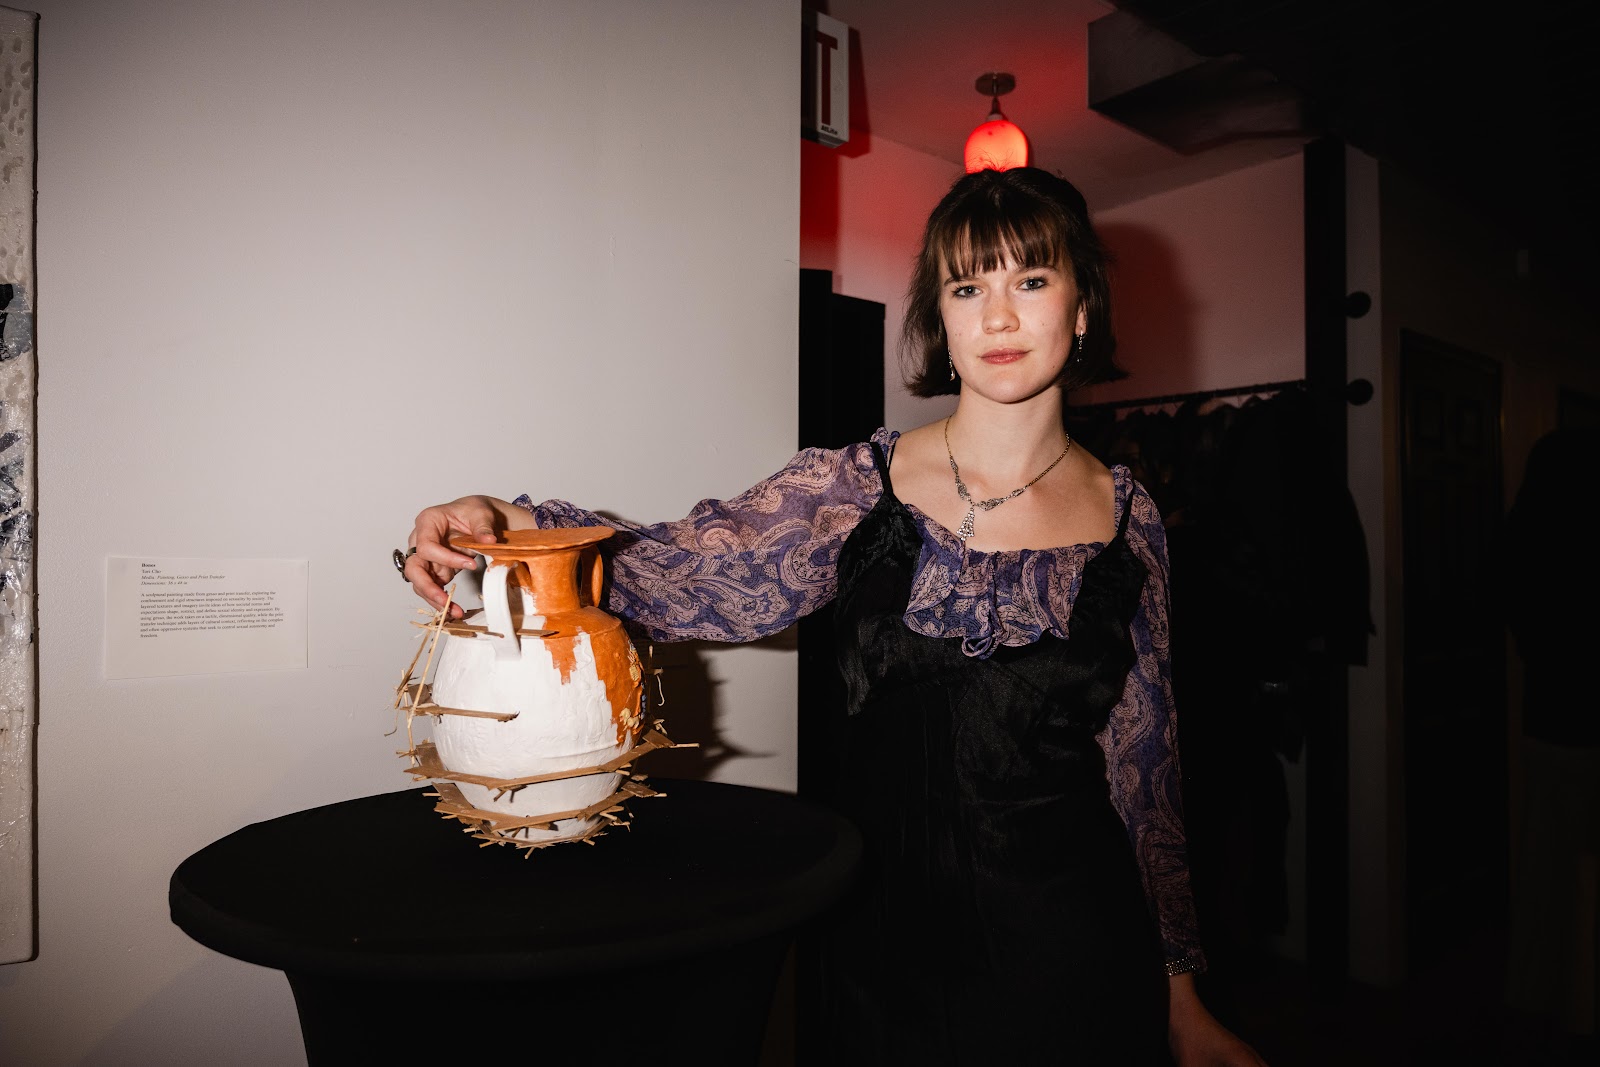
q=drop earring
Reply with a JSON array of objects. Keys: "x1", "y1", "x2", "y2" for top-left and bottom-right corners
[
  {"x1": 948, "y1": 351, "x2": 956, "y2": 381},
  {"x1": 1075, "y1": 332, "x2": 1085, "y2": 355}
]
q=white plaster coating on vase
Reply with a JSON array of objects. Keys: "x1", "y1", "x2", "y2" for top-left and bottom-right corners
[{"x1": 428, "y1": 558, "x2": 636, "y2": 842}]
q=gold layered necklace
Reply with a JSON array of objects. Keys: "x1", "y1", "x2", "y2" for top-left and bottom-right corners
[{"x1": 943, "y1": 417, "x2": 1072, "y2": 542}]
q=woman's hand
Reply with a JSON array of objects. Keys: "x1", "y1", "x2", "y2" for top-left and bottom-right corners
[
  {"x1": 1168, "y1": 974, "x2": 1268, "y2": 1067},
  {"x1": 403, "y1": 495, "x2": 534, "y2": 618}
]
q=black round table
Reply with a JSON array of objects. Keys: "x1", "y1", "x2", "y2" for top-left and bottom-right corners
[{"x1": 170, "y1": 779, "x2": 860, "y2": 1064}]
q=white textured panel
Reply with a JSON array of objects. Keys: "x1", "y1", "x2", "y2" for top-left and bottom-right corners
[
  {"x1": 1084, "y1": 154, "x2": 1305, "y2": 402},
  {"x1": 0, "y1": 3, "x2": 36, "y2": 969}
]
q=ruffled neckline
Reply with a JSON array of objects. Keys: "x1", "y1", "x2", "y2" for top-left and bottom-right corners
[{"x1": 870, "y1": 427, "x2": 1133, "y2": 658}]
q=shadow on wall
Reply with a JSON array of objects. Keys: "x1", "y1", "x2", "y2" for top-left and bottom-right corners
[
  {"x1": 644, "y1": 635, "x2": 795, "y2": 782},
  {"x1": 837, "y1": 24, "x2": 872, "y2": 161},
  {"x1": 1094, "y1": 222, "x2": 1199, "y2": 395},
  {"x1": 645, "y1": 640, "x2": 723, "y2": 779},
  {"x1": 801, "y1": 140, "x2": 841, "y2": 278},
  {"x1": 78, "y1": 957, "x2": 303, "y2": 1067},
  {"x1": 799, "y1": 18, "x2": 873, "y2": 286}
]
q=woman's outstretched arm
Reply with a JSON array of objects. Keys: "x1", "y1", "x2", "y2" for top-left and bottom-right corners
[
  {"x1": 404, "y1": 437, "x2": 885, "y2": 638},
  {"x1": 518, "y1": 440, "x2": 882, "y2": 642}
]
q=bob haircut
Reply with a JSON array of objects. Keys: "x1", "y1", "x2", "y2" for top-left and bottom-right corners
[{"x1": 902, "y1": 167, "x2": 1119, "y2": 397}]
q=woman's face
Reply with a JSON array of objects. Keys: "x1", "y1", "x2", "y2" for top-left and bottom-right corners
[{"x1": 940, "y1": 255, "x2": 1086, "y2": 405}]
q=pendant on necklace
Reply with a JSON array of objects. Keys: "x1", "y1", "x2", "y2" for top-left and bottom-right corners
[
  {"x1": 942, "y1": 416, "x2": 1074, "y2": 546},
  {"x1": 957, "y1": 507, "x2": 977, "y2": 541}
]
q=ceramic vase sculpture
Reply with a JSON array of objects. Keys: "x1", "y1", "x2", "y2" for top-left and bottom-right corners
[{"x1": 410, "y1": 528, "x2": 655, "y2": 847}]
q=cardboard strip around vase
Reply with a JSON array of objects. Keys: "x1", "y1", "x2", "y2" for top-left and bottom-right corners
[
  {"x1": 408, "y1": 619, "x2": 555, "y2": 639},
  {"x1": 402, "y1": 726, "x2": 681, "y2": 793},
  {"x1": 397, "y1": 681, "x2": 517, "y2": 722},
  {"x1": 428, "y1": 778, "x2": 662, "y2": 829},
  {"x1": 425, "y1": 775, "x2": 663, "y2": 854},
  {"x1": 402, "y1": 725, "x2": 689, "y2": 853},
  {"x1": 431, "y1": 777, "x2": 660, "y2": 831}
]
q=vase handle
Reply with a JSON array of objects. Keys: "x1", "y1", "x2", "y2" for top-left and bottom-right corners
[
  {"x1": 584, "y1": 547, "x2": 604, "y2": 609},
  {"x1": 479, "y1": 559, "x2": 525, "y2": 661}
]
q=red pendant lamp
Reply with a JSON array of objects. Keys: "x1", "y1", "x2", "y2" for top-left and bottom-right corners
[{"x1": 964, "y1": 72, "x2": 1028, "y2": 173}]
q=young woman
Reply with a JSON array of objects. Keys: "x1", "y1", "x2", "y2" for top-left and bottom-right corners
[{"x1": 403, "y1": 167, "x2": 1265, "y2": 1066}]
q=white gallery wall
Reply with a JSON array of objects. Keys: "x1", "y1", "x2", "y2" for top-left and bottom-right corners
[
  {"x1": 1086, "y1": 153, "x2": 1305, "y2": 403},
  {"x1": 2, "y1": 1, "x2": 797, "y2": 1063}
]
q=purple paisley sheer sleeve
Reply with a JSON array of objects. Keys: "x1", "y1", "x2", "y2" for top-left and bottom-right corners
[
  {"x1": 1101, "y1": 486, "x2": 1208, "y2": 975},
  {"x1": 512, "y1": 441, "x2": 881, "y2": 642}
]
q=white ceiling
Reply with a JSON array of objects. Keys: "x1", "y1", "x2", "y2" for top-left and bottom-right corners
[{"x1": 822, "y1": 0, "x2": 1307, "y2": 210}]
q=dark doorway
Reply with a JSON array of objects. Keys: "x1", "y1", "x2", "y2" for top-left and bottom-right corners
[
  {"x1": 794, "y1": 268, "x2": 883, "y2": 1066},
  {"x1": 1399, "y1": 330, "x2": 1507, "y2": 967},
  {"x1": 797, "y1": 270, "x2": 885, "y2": 454},
  {"x1": 795, "y1": 268, "x2": 884, "y2": 806}
]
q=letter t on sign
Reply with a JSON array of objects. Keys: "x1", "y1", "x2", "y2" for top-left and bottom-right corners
[{"x1": 801, "y1": 10, "x2": 849, "y2": 147}]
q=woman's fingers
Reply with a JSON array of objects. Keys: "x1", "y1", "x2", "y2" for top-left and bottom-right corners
[
  {"x1": 413, "y1": 531, "x2": 479, "y2": 572},
  {"x1": 405, "y1": 497, "x2": 506, "y2": 620},
  {"x1": 417, "y1": 543, "x2": 480, "y2": 616},
  {"x1": 413, "y1": 505, "x2": 483, "y2": 570},
  {"x1": 457, "y1": 516, "x2": 498, "y2": 544},
  {"x1": 407, "y1": 557, "x2": 472, "y2": 620},
  {"x1": 404, "y1": 553, "x2": 452, "y2": 612}
]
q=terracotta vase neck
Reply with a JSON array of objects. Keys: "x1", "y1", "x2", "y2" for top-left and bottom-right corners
[
  {"x1": 515, "y1": 549, "x2": 582, "y2": 614},
  {"x1": 449, "y1": 527, "x2": 612, "y2": 620}
]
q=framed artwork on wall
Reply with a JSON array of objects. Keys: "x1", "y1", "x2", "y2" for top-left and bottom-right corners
[{"x1": 0, "y1": 3, "x2": 37, "y2": 967}]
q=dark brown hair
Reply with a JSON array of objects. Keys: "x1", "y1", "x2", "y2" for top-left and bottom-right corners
[{"x1": 902, "y1": 167, "x2": 1118, "y2": 397}]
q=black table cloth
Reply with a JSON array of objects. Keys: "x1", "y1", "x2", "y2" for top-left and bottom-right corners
[{"x1": 171, "y1": 779, "x2": 859, "y2": 1063}]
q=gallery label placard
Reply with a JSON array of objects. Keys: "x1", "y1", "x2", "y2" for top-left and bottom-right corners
[{"x1": 105, "y1": 556, "x2": 308, "y2": 679}]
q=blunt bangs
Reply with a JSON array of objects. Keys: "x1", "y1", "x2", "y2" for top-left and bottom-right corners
[{"x1": 931, "y1": 196, "x2": 1073, "y2": 281}]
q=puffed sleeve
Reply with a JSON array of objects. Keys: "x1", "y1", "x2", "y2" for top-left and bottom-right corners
[
  {"x1": 513, "y1": 437, "x2": 883, "y2": 642},
  {"x1": 1100, "y1": 484, "x2": 1208, "y2": 975}
]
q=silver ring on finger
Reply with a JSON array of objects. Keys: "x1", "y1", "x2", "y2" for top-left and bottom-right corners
[{"x1": 393, "y1": 546, "x2": 417, "y2": 580}]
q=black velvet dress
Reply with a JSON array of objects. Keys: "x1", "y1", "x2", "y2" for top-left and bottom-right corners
[{"x1": 817, "y1": 442, "x2": 1172, "y2": 1064}]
